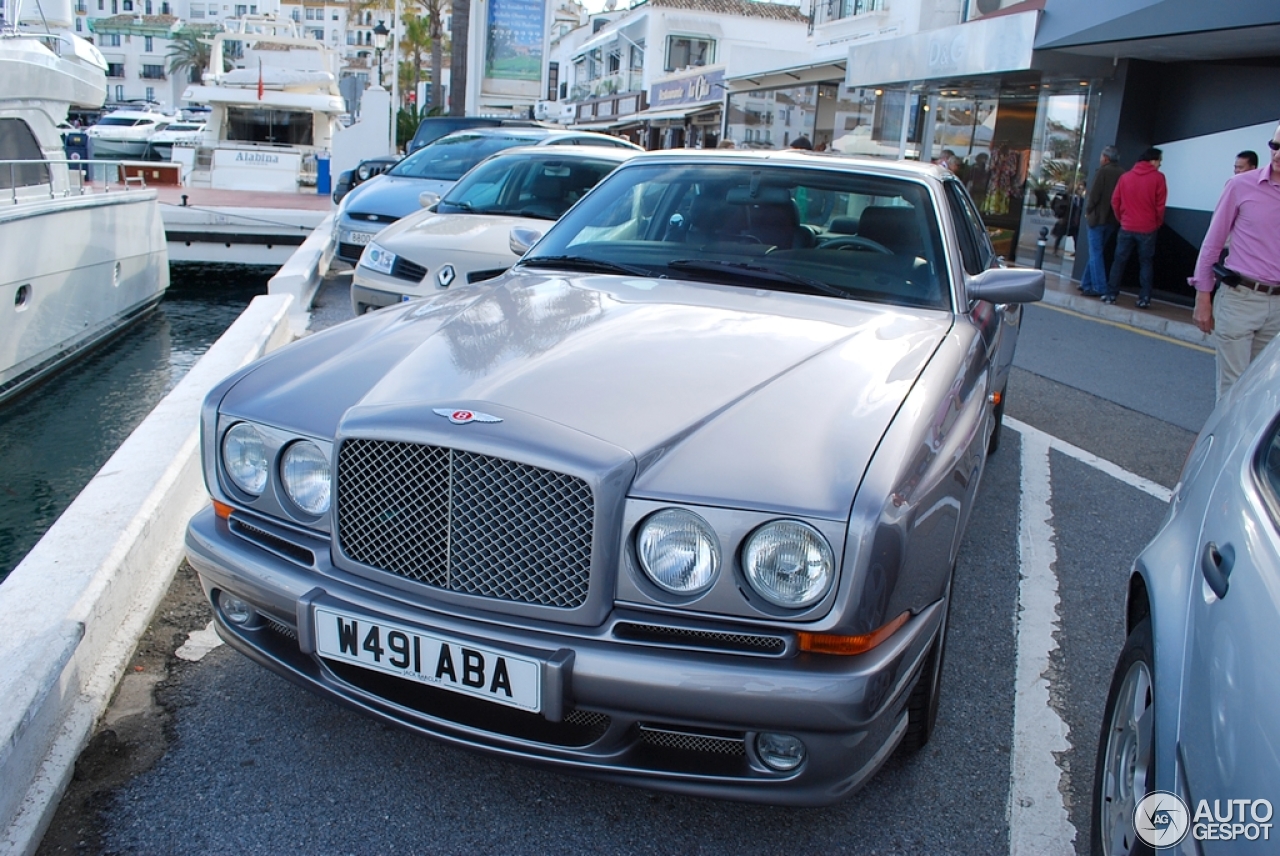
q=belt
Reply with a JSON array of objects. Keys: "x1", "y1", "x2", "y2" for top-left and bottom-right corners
[{"x1": 1236, "y1": 275, "x2": 1280, "y2": 296}]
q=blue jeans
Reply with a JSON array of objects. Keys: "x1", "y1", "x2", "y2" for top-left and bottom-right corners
[
  {"x1": 1080, "y1": 223, "x2": 1117, "y2": 294},
  {"x1": 1107, "y1": 229, "x2": 1157, "y2": 301}
]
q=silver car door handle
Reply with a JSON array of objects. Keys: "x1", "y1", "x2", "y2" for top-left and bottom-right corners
[{"x1": 1201, "y1": 541, "x2": 1234, "y2": 599}]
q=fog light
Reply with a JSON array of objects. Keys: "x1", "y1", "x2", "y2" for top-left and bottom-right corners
[
  {"x1": 755, "y1": 733, "x2": 806, "y2": 772},
  {"x1": 220, "y1": 593, "x2": 256, "y2": 626}
]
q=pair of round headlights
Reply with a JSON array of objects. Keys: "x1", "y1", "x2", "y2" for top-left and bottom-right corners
[
  {"x1": 222, "y1": 423, "x2": 331, "y2": 516},
  {"x1": 635, "y1": 509, "x2": 834, "y2": 609}
]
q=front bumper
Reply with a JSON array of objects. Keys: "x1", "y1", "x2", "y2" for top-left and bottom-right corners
[{"x1": 185, "y1": 504, "x2": 942, "y2": 806}]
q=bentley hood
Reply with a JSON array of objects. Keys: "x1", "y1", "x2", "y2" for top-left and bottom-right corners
[{"x1": 220, "y1": 270, "x2": 952, "y2": 519}]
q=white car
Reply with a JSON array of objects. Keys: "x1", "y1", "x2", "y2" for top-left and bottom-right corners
[{"x1": 351, "y1": 145, "x2": 636, "y2": 314}]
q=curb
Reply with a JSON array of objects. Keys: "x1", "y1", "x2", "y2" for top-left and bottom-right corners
[
  {"x1": 1039, "y1": 287, "x2": 1209, "y2": 348},
  {"x1": 0, "y1": 294, "x2": 295, "y2": 856}
]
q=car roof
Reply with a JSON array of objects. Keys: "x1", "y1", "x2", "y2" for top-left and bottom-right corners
[
  {"x1": 475, "y1": 144, "x2": 638, "y2": 163},
  {"x1": 434, "y1": 126, "x2": 642, "y2": 149},
  {"x1": 614, "y1": 148, "x2": 949, "y2": 181}
]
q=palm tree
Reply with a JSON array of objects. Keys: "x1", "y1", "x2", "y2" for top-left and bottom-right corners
[
  {"x1": 166, "y1": 28, "x2": 215, "y2": 84},
  {"x1": 400, "y1": 12, "x2": 431, "y2": 108},
  {"x1": 418, "y1": 0, "x2": 447, "y2": 113},
  {"x1": 449, "y1": 0, "x2": 469, "y2": 115}
]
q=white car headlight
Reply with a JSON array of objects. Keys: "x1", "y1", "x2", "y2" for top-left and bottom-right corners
[
  {"x1": 742, "y1": 521, "x2": 834, "y2": 608},
  {"x1": 360, "y1": 243, "x2": 396, "y2": 275},
  {"x1": 280, "y1": 440, "x2": 331, "y2": 515},
  {"x1": 222, "y1": 422, "x2": 269, "y2": 496},
  {"x1": 636, "y1": 509, "x2": 721, "y2": 594},
  {"x1": 356, "y1": 163, "x2": 373, "y2": 181}
]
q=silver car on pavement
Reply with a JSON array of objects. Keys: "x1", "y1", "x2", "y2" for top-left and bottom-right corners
[
  {"x1": 185, "y1": 150, "x2": 1044, "y2": 805},
  {"x1": 1093, "y1": 340, "x2": 1280, "y2": 854}
]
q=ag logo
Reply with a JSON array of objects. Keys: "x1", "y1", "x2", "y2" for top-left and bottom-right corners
[{"x1": 1135, "y1": 790, "x2": 1190, "y2": 848}]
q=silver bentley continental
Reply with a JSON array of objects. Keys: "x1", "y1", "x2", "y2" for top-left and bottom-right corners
[{"x1": 184, "y1": 150, "x2": 1044, "y2": 805}]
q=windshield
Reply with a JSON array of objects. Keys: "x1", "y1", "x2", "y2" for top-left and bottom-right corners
[
  {"x1": 96, "y1": 117, "x2": 145, "y2": 127},
  {"x1": 165, "y1": 123, "x2": 203, "y2": 132},
  {"x1": 389, "y1": 133, "x2": 543, "y2": 180},
  {"x1": 437, "y1": 154, "x2": 623, "y2": 220},
  {"x1": 520, "y1": 162, "x2": 951, "y2": 310}
]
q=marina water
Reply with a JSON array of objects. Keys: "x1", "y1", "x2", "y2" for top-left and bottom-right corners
[{"x1": 0, "y1": 265, "x2": 272, "y2": 582}]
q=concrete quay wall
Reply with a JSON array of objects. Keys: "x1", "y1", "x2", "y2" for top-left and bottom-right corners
[{"x1": 0, "y1": 294, "x2": 295, "y2": 856}]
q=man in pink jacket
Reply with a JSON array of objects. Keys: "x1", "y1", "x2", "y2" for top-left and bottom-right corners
[{"x1": 1104, "y1": 147, "x2": 1167, "y2": 309}]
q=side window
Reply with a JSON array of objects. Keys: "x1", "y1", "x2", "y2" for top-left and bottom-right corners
[
  {"x1": 1256, "y1": 417, "x2": 1280, "y2": 522},
  {"x1": 0, "y1": 118, "x2": 50, "y2": 190},
  {"x1": 944, "y1": 180, "x2": 994, "y2": 275}
]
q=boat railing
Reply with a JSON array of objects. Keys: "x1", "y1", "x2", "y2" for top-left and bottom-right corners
[{"x1": 2, "y1": 159, "x2": 151, "y2": 205}]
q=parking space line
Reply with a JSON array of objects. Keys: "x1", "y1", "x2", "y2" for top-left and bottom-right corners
[
  {"x1": 1008, "y1": 418, "x2": 1174, "y2": 503},
  {"x1": 1007, "y1": 427, "x2": 1076, "y2": 855}
]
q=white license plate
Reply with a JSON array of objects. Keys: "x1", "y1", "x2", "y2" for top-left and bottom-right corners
[
  {"x1": 314, "y1": 607, "x2": 541, "y2": 712},
  {"x1": 345, "y1": 229, "x2": 375, "y2": 245}
]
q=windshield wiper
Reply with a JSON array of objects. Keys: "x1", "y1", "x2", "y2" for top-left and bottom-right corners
[
  {"x1": 666, "y1": 259, "x2": 849, "y2": 299},
  {"x1": 518, "y1": 255, "x2": 653, "y2": 276}
]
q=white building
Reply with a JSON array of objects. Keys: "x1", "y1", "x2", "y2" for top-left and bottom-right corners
[{"x1": 551, "y1": 0, "x2": 810, "y2": 149}]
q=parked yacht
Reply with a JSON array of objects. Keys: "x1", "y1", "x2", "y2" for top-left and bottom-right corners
[
  {"x1": 146, "y1": 118, "x2": 205, "y2": 160},
  {"x1": 1, "y1": 0, "x2": 169, "y2": 404},
  {"x1": 85, "y1": 103, "x2": 174, "y2": 158},
  {"x1": 178, "y1": 15, "x2": 346, "y2": 192}
]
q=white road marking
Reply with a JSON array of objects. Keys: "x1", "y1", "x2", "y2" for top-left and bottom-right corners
[
  {"x1": 1008, "y1": 418, "x2": 1173, "y2": 503},
  {"x1": 175, "y1": 621, "x2": 224, "y2": 662},
  {"x1": 1004, "y1": 421, "x2": 1173, "y2": 853},
  {"x1": 1007, "y1": 426, "x2": 1078, "y2": 855}
]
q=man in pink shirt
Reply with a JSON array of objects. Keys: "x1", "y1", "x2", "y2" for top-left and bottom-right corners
[
  {"x1": 1104, "y1": 147, "x2": 1167, "y2": 309},
  {"x1": 1192, "y1": 123, "x2": 1280, "y2": 399}
]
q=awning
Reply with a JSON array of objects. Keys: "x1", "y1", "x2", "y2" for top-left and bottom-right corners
[{"x1": 633, "y1": 103, "x2": 720, "y2": 123}]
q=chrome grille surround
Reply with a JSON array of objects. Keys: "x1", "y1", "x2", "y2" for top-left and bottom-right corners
[{"x1": 336, "y1": 439, "x2": 594, "y2": 608}]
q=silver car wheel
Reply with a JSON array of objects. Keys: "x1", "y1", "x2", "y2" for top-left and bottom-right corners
[{"x1": 1095, "y1": 619, "x2": 1155, "y2": 856}]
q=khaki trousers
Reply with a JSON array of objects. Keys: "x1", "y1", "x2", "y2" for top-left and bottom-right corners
[{"x1": 1213, "y1": 284, "x2": 1280, "y2": 399}]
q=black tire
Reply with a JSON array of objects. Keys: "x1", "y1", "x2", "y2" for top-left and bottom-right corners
[
  {"x1": 900, "y1": 582, "x2": 951, "y2": 752},
  {"x1": 988, "y1": 385, "x2": 1007, "y2": 455},
  {"x1": 1091, "y1": 617, "x2": 1156, "y2": 856}
]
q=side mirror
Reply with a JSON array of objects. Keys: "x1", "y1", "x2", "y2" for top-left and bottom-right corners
[
  {"x1": 509, "y1": 228, "x2": 543, "y2": 256},
  {"x1": 966, "y1": 267, "x2": 1045, "y2": 305},
  {"x1": 418, "y1": 190, "x2": 440, "y2": 209}
]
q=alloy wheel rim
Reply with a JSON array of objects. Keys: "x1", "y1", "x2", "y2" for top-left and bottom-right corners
[{"x1": 1099, "y1": 659, "x2": 1154, "y2": 856}]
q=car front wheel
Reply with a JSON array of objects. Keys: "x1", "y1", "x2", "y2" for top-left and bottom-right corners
[{"x1": 1092, "y1": 616, "x2": 1156, "y2": 856}]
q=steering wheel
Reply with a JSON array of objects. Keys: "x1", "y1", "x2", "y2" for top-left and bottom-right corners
[{"x1": 820, "y1": 235, "x2": 893, "y2": 254}]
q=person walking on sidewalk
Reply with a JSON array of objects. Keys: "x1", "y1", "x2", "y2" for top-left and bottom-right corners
[
  {"x1": 1104, "y1": 147, "x2": 1167, "y2": 308},
  {"x1": 1191, "y1": 125, "x2": 1280, "y2": 399},
  {"x1": 1079, "y1": 146, "x2": 1122, "y2": 296}
]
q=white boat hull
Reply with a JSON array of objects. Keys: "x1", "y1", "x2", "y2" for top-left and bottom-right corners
[
  {"x1": 0, "y1": 191, "x2": 169, "y2": 403},
  {"x1": 88, "y1": 137, "x2": 150, "y2": 159}
]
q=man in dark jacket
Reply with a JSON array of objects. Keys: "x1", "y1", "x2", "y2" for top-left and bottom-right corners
[
  {"x1": 1105, "y1": 147, "x2": 1167, "y2": 308},
  {"x1": 1079, "y1": 146, "x2": 1122, "y2": 296}
]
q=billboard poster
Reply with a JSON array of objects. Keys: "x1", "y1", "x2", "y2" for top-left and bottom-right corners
[{"x1": 485, "y1": 0, "x2": 545, "y2": 82}]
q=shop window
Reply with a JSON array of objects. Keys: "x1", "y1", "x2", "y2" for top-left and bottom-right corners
[{"x1": 666, "y1": 36, "x2": 713, "y2": 72}]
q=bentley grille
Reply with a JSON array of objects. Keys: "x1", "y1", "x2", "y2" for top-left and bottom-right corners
[{"x1": 337, "y1": 439, "x2": 594, "y2": 608}]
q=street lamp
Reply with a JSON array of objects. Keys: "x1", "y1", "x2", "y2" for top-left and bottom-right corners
[{"x1": 373, "y1": 20, "x2": 389, "y2": 88}]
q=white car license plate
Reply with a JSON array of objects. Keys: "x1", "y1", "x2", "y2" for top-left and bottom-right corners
[
  {"x1": 345, "y1": 229, "x2": 375, "y2": 245},
  {"x1": 314, "y1": 607, "x2": 541, "y2": 712}
]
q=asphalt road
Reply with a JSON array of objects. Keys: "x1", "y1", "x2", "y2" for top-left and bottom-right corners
[{"x1": 38, "y1": 296, "x2": 1216, "y2": 856}]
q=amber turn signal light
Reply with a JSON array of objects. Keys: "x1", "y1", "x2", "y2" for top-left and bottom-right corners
[
  {"x1": 797, "y1": 612, "x2": 910, "y2": 655},
  {"x1": 212, "y1": 500, "x2": 234, "y2": 519}
]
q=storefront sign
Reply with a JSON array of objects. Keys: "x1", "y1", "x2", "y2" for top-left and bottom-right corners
[
  {"x1": 845, "y1": 10, "x2": 1037, "y2": 87},
  {"x1": 650, "y1": 68, "x2": 725, "y2": 108}
]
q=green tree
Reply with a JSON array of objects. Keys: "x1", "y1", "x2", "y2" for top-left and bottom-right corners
[{"x1": 400, "y1": 12, "x2": 431, "y2": 109}]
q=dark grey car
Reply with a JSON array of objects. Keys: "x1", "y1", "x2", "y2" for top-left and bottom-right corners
[{"x1": 185, "y1": 150, "x2": 1043, "y2": 805}]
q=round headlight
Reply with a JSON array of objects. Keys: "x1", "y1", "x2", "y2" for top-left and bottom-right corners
[
  {"x1": 222, "y1": 422, "x2": 268, "y2": 496},
  {"x1": 636, "y1": 509, "x2": 721, "y2": 595},
  {"x1": 356, "y1": 163, "x2": 372, "y2": 180},
  {"x1": 280, "y1": 440, "x2": 331, "y2": 516},
  {"x1": 742, "y1": 521, "x2": 834, "y2": 608}
]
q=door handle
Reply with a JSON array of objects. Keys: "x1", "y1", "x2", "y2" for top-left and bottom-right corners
[{"x1": 1201, "y1": 541, "x2": 1234, "y2": 599}]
